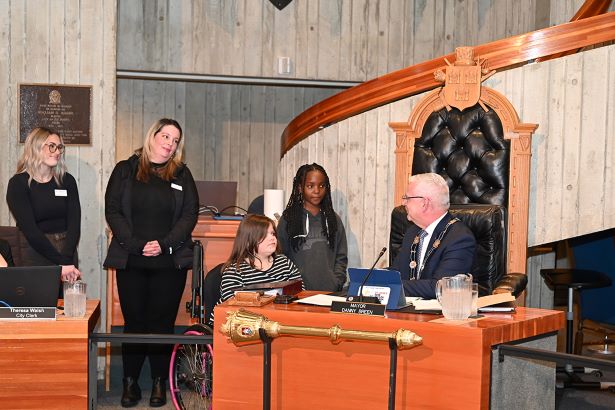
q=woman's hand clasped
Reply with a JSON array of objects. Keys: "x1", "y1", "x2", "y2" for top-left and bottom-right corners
[
  {"x1": 61, "y1": 265, "x2": 81, "y2": 282},
  {"x1": 142, "y1": 240, "x2": 162, "y2": 257}
]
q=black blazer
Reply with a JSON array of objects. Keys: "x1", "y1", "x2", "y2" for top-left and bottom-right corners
[
  {"x1": 0, "y1": 239, "x2": 15, "y2": 267},
  {"x1": 391, "y1": 212, "x2": 476, "y2": 299},
  {"x1": 103, "y1": 154, "x2": 199, "y2": 270}
]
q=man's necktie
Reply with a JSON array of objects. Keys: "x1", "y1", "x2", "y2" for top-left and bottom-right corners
[{"x1": 416, "y1": 230, "x2": 428, "y2": 278}]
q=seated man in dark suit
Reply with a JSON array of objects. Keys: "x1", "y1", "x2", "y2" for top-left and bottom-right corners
[
  {"x1": 0, "y1": 238, "x2": 15, "y2": 267},
  {"x1": 391, "y1": 173, "x2": 475, "y2": 299}
]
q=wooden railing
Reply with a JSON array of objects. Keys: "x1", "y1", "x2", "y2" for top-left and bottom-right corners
[
  {"x1": 281, "y1": 10, "x2": 615, "y2": 157},
  {"x1": 537, "y1": 0, "x2": 613, "y2": 62}
]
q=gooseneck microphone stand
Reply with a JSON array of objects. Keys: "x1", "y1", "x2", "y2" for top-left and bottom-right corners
[{"x1": 358, "y1": 247, "x2": 388, "y2": 303}]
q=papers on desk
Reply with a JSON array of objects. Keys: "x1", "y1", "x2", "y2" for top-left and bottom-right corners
[
  {"x1": 405, "y1": 296, "x2": 423, "y2": 305},
  {"x1": 477, "y1": 292, "x2": 515, "y2": 308},
  {"x1": 296, "y1": 294, "x2": 347, "y2": 307},
  {"x1": 411, "y1": 292, "x2": 516, "y2": 312},
  {"x1": 296, "y1": 293, "x2": 515, "y2": 312},
  {"x1": 411, "y1": 299, "x2": 442, "y2": 311}
]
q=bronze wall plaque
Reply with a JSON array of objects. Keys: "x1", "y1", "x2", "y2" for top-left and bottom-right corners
[{"x1": 19, "y1": 84, "x2": 92, "y2": 145}]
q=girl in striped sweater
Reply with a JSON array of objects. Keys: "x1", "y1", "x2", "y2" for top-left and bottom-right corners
[{"x1": 214, "y1": 214, "x2": 302, "y2": 318}]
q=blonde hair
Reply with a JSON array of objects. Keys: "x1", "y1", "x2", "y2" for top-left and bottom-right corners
[
  {"x1": 135, "y1": 118, "x2": 185, "y2": 182},
  {"x1": 16, "y1": 127, "x2": 67, "y2": 186}
]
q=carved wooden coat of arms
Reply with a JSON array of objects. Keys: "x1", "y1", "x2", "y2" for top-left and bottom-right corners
[{"x1": 434, "y1": 47, "x2": 495, "y2": 111}]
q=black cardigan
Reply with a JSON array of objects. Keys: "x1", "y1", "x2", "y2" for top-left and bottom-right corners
[{"x1": 103, "y1": 155, "x2": 199, "y2": 270}]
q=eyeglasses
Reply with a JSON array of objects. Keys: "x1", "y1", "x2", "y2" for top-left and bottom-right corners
[
  {"x1": 44, "y1": 142, "x2": 65, "y2": 153},
  {"x1": 401, "y1": 195, "x2": 424, "y2": 202}
]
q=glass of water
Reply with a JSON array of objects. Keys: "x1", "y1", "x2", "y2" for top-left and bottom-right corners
[{"x1": 63, "y1": 280, "x2": 87, "y2": 318}]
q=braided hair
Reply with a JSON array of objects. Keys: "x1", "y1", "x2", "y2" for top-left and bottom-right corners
[{"x1": 282, "y1": 163, "x2": 338, "y2": 251}]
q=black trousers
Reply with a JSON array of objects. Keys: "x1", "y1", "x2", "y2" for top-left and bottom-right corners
[{"x1": 116, "y1": 265, "x2": 187, "y2": 379}]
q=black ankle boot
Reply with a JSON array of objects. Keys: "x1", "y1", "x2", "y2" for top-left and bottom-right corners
[
  {"x1": 150, "y1": 377, "x2": 167, "y2": 407},
  {"x1": 121, "y1": 377, "x2": 141, "y2": 408}
]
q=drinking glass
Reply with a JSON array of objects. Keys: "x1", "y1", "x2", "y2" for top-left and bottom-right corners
[{"x1": 63, "y1": 280, "x2": 87, "y2": 318}]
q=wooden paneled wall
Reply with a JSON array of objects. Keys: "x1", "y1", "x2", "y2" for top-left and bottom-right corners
[
  {"x1": 486, "y1": 46, "x2": 615, "y2": 247},
  {"x1": 0, "y1": 0, "x2": 117, "y2": 300},
  {"x1": 280, "y1": 44, "x2": 615, "y2": 280},
  {"x1": 117, "y1": 0, "x2": 550, "y2": 82},
  {"x1": 116, "y1": 80, "x2": 340, "y2": 209}
]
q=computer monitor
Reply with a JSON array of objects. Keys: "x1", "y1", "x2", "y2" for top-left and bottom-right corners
[
  {"x1": 0, "y1": 266, "x2": 61, "y2": 308},
  {"x1": 194, "y1": 181, "x2": 238, "y2": 215},
  {"x1": 347, "y1": 267, "x2": 408, "y2": 310}
]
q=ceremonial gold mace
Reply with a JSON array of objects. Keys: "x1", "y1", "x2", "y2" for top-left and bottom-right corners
[{"x1": 220, "y1": 309, "x2": 423, "y2": 349}]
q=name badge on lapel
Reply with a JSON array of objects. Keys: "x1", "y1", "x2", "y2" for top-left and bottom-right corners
[
  {"x1": 171, "y1": 183, "x2": 183, "y2": 191},
  {"x1": 54, "y1": 189, "x2": 68, "y2": 197}
]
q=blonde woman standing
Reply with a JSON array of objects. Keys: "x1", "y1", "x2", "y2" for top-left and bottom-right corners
[
  {"x1": 6, "y1": 127, "x2": 81, "y2": 282},
  {"x1": 104, "y1": 118, "x2": 198, "y2": 408}
]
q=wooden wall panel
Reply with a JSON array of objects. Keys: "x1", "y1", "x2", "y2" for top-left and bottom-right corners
[
  {"x1": 117, "y1": 0, "x2": 551, "y2": 82},
  {"x1": 526, "y1": 249, "x2": 556, "y2": 309},
  {"x1": 0, "y1": 0, "x2": 116, "y2": 306},
  {"x1": 115, "y1": 80, "x2": 341, "y2": 210},
  {"x1": 280, "y1": 44, "x2": 615, "y2": 297}
]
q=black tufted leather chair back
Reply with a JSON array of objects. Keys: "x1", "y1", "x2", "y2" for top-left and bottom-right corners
[{"x1": 412, "y1": 104, "x2": 509, "y2": 206}]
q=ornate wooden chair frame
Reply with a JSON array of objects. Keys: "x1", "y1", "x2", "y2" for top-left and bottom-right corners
[{"x1": 389, "y1": 86, "x2": 537, "y2": 275}]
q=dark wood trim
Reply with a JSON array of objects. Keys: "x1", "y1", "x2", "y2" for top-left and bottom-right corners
[{"x1": 281, "y1": 11, "x2": 615, "y2": 157}]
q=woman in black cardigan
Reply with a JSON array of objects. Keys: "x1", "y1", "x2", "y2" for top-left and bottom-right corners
[{"x1": 104, "y1": 118, "x2": 198, "y2": 408}]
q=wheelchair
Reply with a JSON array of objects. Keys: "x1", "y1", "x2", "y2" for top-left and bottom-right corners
[{"x1": 169, "y1": 241, "x2": 221, "y2": 410}]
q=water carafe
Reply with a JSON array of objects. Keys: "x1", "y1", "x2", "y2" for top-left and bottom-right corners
[{"x1": 435, "y1": 274, "x2": 473, "y2": 320}]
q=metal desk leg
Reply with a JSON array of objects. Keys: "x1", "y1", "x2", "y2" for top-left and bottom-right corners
[
  {"x1": 566, "y1": 287, "x2": 574, "y2": 354},
  {"x1": 259, "y1": 328, "x2": 272, "y2": 410},
  {"x1": 388, "y1": 337, "x2": 398, "y2": 410},
  {"x1": 89, "y1": 337, "x2": 98, "y2": 410}
]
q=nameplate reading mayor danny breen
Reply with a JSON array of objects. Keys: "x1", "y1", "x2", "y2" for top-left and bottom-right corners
[
  {"x1": 0, "y1": 307, "x2": 56, "y2": 320},
  {"x1": 330, "y1": 301, "x2": 386, "y2": 317}
]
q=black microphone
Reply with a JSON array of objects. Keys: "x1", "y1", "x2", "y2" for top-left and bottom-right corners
[{"x1": 355, "y1": 247, "x2": 387, "y2": 304}]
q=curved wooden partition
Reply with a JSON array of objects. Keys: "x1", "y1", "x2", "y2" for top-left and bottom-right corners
[
  {"x1": 536, "y1": 0, "x2": 613, "y2": 62},
  {"x1": 281, "y1": 11, "x2": 615, "y2": 157}
]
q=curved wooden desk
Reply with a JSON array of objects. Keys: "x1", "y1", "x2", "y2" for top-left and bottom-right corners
[
  {"x1": 213, "y1": 297, "x2": 564, "y2": 409},
  {"x1": 0, "y1": 300, "x2": 100, "y2": 409}
]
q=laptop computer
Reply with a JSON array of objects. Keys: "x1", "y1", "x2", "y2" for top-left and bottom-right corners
[
  {"x1": 347, "y1": 267, "x2": 409, "y2": 310},
  {"x1": 0, "y1": 266, "x2": 61, "y2": 308},
  {"x1": 194, "y1": 181, "x2": 238, "y2": 215}
]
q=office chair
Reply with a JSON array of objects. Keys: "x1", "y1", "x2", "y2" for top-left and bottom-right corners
[
  {"x1": 0, "y1": 226, "x2": 24, "y2": 266},
  {"x1": 203, "y1": 263, "x2": 224, "y2": 327},
  {"x1": 247, "y1": 194, "x2": 265, "y2": 215}
]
